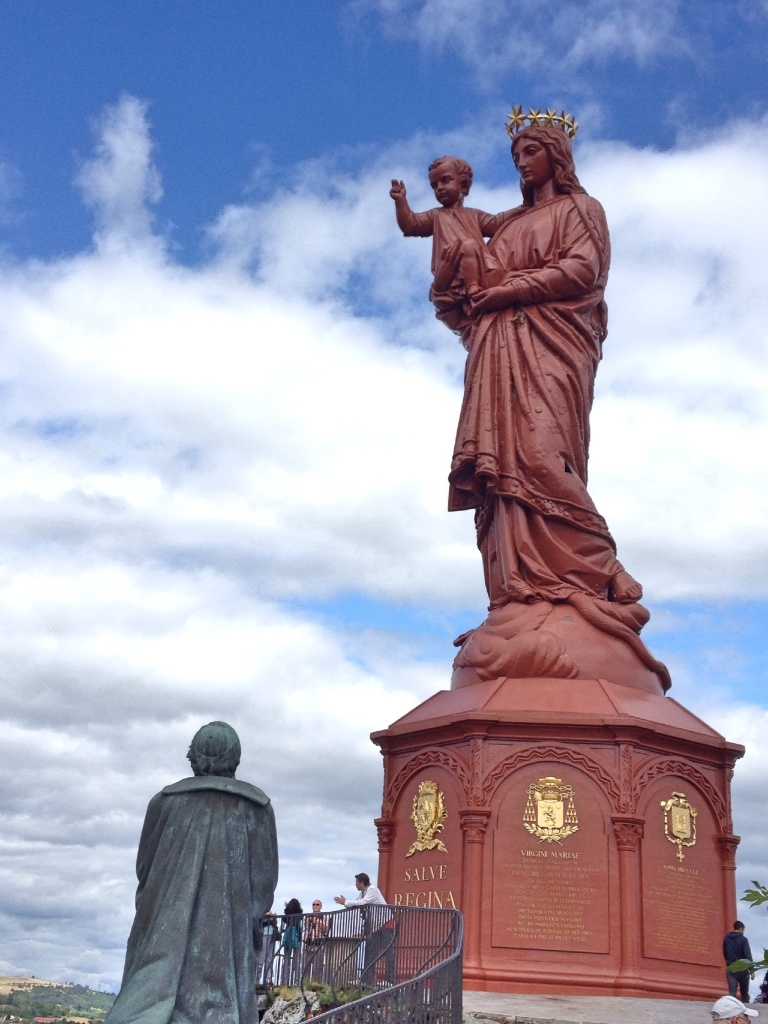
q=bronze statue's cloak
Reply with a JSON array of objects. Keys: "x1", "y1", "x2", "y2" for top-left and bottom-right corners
[
  {"x1": 106, "y1": 776, "x2": 278, "y2": 1024},
  {"x1": 448, "y1": 192, "x2": 620, "y2": 607}
]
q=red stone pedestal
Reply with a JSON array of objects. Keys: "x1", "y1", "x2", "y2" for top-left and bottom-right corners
[{"x1": 371, "y1": 677, "x2": 744, "y2": 999}]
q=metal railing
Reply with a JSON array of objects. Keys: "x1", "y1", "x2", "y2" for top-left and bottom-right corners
[{"x1": 258, "y1": 904, "x2": 463, "y2": 1024}]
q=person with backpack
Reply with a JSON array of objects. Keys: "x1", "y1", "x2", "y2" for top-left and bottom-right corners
[
  {"x1": 280, "y1": 898, "x2": 304, "y2": 985},
  {"x1": 257, "y1": 910, "x2": 280, "y2": 985}
]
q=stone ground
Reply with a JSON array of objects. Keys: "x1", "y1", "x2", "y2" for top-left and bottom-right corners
[{"x1": 463, "y1": 992, "x2": 768, "y2": 1024}]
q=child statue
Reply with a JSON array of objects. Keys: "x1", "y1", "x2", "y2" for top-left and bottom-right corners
[{"x1": 390, "y1": 155, "x2": 510, "y2": 347}]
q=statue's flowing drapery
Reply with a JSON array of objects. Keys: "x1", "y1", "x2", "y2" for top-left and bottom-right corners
[{"x1": 446, "y1": 192, "x2": 628, "y2": 608}]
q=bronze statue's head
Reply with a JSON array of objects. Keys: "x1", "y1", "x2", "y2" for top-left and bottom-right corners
[
  {"x1": 511, "y1": 125, "x2": 583, "y2": 205},
  {"x1": 428, "y1": 155, "x2": 474, "y2": 197},
  {"x1": 187, "y1": 720, "x2": 241, "y2": 777}
]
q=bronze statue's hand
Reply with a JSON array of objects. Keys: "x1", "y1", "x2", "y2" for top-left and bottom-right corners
[
  {"x1": 433, "y1": 239, "x2": 463, "y2": 293},
  {"x1": 471, "y1": 285, "x2": 518, "y2": 313},
  {"x1": 390, "y1": 179, "x2": 406, "y2": 200},
  {"x1": 441, "y1": 239, "x2": 463, "y2": 267}
]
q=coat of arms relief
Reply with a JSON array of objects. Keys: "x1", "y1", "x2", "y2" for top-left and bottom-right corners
[
  {"x1": 406, "y1": 780, "x2": 448, "y2": 857},
  {"x1": 523, "y1": 776, "x2": 579, "y2": 844}
]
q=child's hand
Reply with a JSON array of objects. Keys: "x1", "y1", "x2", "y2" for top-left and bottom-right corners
[
  {"x1": 390, "y1": 179, "x2": 407, "y2": 201},
  {"x1": 433, "y1": 239, "x2": 462, "y2": 293}
]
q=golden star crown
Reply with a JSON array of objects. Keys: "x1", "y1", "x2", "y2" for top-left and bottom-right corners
[{"x1": 505, "y1": 105, "x2": 579, "y2": 141}]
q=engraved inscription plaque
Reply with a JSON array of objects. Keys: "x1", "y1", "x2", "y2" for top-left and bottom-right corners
[
  {"x1": 642, "y1": 862, "x2": 720, "y2": 964},
  {"x1": 642, "y1": 784, "x2": 721, "y2": 966},
  {"x1": 492, "y1": 837, "x2": 610, "y2": 952}
]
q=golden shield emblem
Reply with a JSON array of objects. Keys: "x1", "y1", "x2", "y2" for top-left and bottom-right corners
[
  {"x1": 661, "y1": 791, "x2": 698, "y2": 860},
  {"x1": 523, "y1": 776, "x2": 578, "y2": 844},
  {"x1": 406, "y1": 780, "x2": 448, "y2": 857}
]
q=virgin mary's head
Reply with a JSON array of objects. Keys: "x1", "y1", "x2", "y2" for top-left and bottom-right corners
[{"x1": 511, "y1": 125, "x2": 584, "y2": 205}]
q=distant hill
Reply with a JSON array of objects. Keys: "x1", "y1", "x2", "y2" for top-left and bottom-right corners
[
  {"x1": 0, "y1": 977, "x2": 64, "y2": 995},
  {"x1": 0, "y1": 977, "x2": 115, "y2": 1020}
]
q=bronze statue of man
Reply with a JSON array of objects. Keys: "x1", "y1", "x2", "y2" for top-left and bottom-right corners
[{"x1": 106, "y1": 721, "x2": 278, "y2": 1024}]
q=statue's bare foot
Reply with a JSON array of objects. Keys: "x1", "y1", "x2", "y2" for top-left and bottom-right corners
[{"x1": 610, "y1": 570, "x2": 643, "y2": 603}]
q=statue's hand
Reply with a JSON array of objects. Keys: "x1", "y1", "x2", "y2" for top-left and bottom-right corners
[
  {"x1": 390, "y1": 179, "x2": 406, "y2": 200},
  {"x1": 471, "y1": 285, "x2": 519, "y2": 313},
  {"x1": 433, "y1": 239, "x2": 463, "y2": 293}
]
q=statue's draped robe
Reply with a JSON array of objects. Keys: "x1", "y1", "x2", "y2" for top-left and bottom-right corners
[
  {"x1": 447, "y1": 192, "x2": 623, "y2": 607},
  {"x1": 106, "y1": 776, "x2": 278, "y2": 1024}
]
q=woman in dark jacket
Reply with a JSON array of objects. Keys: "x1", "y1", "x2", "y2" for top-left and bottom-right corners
[{"x1": 280, "y1": 898, "x2": 303, "y2": 986}]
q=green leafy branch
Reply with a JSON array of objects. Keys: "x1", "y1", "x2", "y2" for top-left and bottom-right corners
[
  {"x1": 730, "y1": 882, "x2": 768, "y2": 974},
  {"x1": 743, "y1": 882, "x2": 768, "y2": 910},
  {"x1": 728, "y1": 956, "x2": 764, "y2": 974}
]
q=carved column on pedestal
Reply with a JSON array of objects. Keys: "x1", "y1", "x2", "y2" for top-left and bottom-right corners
[
  {"x1": 467, "y1": 733, "x2": 486, "y2": 806},
  {"x1": 460, "y1": 809, "x2": 491, "y2": 968},
  {"x1": 612, "y1": 816, "x2": 645, "y2": 978},
  {"x1": 718, "y1": 833, "x2": 741, "y2": 924},
  {"x1": 375, "y1": 817, "x2": 395, "y2": 853},
  {"x1": 375, "y1": 817, "x2": 396, "y2": 893}
]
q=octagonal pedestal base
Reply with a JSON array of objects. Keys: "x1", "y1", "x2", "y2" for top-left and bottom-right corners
[{"x1": 371, "y1": 677, "x2": 743, "y2": 1000}]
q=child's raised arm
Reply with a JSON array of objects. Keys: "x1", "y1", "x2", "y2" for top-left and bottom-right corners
[
  {"x1": 390, "y1": 179, "x2": 435, "y2": 236},
  {"x1": 390, "y1": 179, "x2": 414, "y2": 234}
]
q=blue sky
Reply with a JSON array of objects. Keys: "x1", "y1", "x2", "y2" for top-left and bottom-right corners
[
  {"x1": 0, "y1": 0, "x2": 767, "y2": 994},
  {"x1": 4, "y1": 1, "x2": 766, "y2": 261}
]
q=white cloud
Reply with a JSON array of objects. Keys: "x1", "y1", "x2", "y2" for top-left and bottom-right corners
[
  {"x1": 75, "y1": 94, "x2": 163, "y2": 256},
  {"x1": 703, "y1": 703, "x2": 768, "y2": 979},
  {"x1": 1, "y1": 95, "x2": 767, "y2": 991},
  {"x1": 580, "y1": 121, "x2": 768, "y2": 598},
  {"x1": 347, "y1": 0, "x2": 688, "y2": 83}
]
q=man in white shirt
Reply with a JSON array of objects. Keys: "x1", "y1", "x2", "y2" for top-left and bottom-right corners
[
  {"x1": 334, "y1": 872, "x2": 386, "y2": 908},
  {"x1": 335, "y1": 873, "x2": 393, "y2": 983}
]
